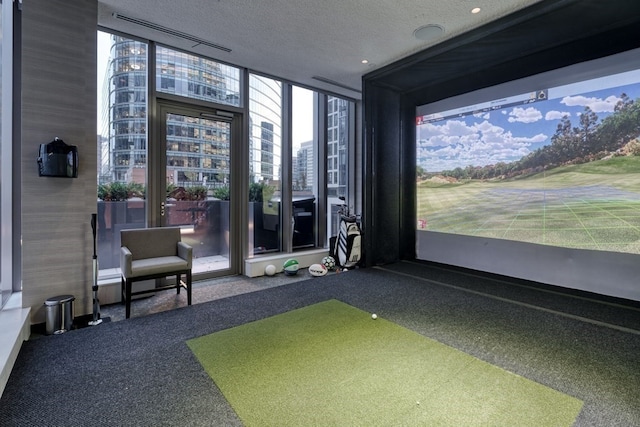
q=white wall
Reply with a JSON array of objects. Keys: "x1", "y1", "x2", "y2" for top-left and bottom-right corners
[{"x1": 417, "y1": 231, "x2": 640, "y2": 302}]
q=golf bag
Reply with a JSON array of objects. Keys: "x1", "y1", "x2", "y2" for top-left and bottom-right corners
[{"x1": 334, "y1": 213, "x2": 362, "y2": 269}]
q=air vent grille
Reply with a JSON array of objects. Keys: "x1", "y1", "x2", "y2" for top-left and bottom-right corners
[
  {"x1": 312, "y1": 76, "x2": 360, "y2": 93},
  {"x1": 113, "y1": 12, "x2": 232, "y2": 53}
]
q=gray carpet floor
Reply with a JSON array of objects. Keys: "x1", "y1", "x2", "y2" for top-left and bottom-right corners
[
  {"x1": 1, "y1": 261, "x2": 639, "y2": 426},
  {"x1": 101, "y1": 271, "x2": 312, "y2": 322}
]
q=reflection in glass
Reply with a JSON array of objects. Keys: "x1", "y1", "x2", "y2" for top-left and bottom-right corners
[
  {"x1": 248, "y1": 74, "x2": 282, "y2": 255},
  {"x1": 156, "y1": 46, "x2": 241, "y2": 107},
  {"x1": 327, "y1": 96, "x2": 350, "y2": 240},
  {"x1": 96, "y1": 32, "x2": 149, "y2": 278},
  {"x1": 98, "y1": 33, "x2": 245, "y2": 277},
  {"x1": 165, "y1": 114, "x2": 231, "y2": 273},
  {"x1": 292, "y1": 86, "x2": 317, "y2": 250}
]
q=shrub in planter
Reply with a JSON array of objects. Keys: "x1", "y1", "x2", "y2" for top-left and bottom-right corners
[
  {"x1": 186, "y1": 186, "x2": 208, "y2": 201},
  {"x1": 212, "y1": 186, "x2": 230, "y2": 201},
  {"x1": 98, "y1": 182, "x2": 144, "y2": 201}
]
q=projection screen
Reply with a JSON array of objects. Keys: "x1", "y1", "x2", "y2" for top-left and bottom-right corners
[{"x1": 415, "y1": 48, "x2": 640, "y2": 301}]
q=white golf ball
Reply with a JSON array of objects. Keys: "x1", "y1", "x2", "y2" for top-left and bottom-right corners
[
  {"x1": 265, "y1": 264, "x2": 276, "y2": 276},
  {"x1": 371, "y1": 313, "x2": 377, "y2": 319}
]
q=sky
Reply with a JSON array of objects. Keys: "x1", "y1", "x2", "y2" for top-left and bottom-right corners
[
  {"x1": 416, "y1": 70, "x2": 640, "y2": 172},
  {"x1": 291, "y1": 86, "x2": 314, "y2": 149}
]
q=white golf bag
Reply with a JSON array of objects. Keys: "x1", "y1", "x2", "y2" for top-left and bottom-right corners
[{"x1": 334, "y1": 214, "x2": 362, "y2": 269}]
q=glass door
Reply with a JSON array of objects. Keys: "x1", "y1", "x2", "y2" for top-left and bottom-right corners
[{"x1": 157, "y1": 103, "x2": 239, "y2": 277}]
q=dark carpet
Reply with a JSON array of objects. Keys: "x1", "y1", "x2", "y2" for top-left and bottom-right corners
[{"x1": 1, "y1": 261, "x2": 639, "y2": 426}]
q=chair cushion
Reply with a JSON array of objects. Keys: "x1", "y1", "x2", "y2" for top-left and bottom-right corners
[{"x1": 129, "y1": 256, "x2": 189, "y2": 278}]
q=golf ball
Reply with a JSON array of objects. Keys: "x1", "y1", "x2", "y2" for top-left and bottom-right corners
[{"x1": 371, "y1": 313, "x2": 377, "y2": 319}]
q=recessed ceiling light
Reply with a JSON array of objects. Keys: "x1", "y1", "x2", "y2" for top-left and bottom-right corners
[
  {"x1": 471, "y1": 7, "x2": 481, "y2": 14},
  {"x1": 413, "y1": 24, "x2": 445, "y2": 41},
  {"x1": 361, "y1": 59, "x2": 369, "y2": 64}
]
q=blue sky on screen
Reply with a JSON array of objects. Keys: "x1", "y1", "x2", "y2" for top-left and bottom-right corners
[{"x1": 416, "y1": 70, "x2": 640, "y2": 172}]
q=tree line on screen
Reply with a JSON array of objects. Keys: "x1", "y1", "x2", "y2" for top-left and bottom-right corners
[{"x1": 419, "y1": 94, "x2": 640, "y2": 181}]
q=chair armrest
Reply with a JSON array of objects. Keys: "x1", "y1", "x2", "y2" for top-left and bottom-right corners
[
  {"x1": 120, "y1": 246, "x2": 133, "y2": 278},
  {"x1": 177, "y1": 241, "x2": 193, "y2": 269}
]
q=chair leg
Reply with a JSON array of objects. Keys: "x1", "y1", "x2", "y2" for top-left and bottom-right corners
[
  {"x1": 125, "y1": 279, "x2": 132, "y2": 319},
  {"x1": 121, "y1": 276, "x2": 125, "y2": 305},
  {"x1": 176, "y1": 273, "x2": 181, "y2": 294},
  {"x1": 187, "y1": 270, "x2": 192, "y2": 306}
]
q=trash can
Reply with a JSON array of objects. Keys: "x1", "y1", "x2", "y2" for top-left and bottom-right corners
[{"x1": 44, "y1": 295, "x2": 75, "y2": 335}]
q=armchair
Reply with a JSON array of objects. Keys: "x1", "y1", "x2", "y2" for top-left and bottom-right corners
[{"x1": 120, "y1": 227, "x2": 192, "y2": 319}]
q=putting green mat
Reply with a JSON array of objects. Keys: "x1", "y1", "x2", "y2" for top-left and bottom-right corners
[{"x1": 187, "y1": 299, "x2": 582, "y2": 426}]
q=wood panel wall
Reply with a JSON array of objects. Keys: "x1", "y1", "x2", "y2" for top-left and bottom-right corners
[{"x1": 21, "y1": 0, "x2": 97, "y2": 323}]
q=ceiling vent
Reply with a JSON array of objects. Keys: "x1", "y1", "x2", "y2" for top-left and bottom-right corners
[
  {"x1": 312, "y1": 76, "x2": 360, "y2": 93},
  {"x1": 112, "y1": 12, "x2": 232, "y2": 53}
]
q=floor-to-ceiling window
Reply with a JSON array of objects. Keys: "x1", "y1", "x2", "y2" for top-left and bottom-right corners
[
  {"x1": 98, "y1": 28, "x2": 356, "y2": 279},
  {"x1": 0, "y1": 0, "x2": 5, "y2": 309},
  {"x1": 0, "y1": 0, "x2": 14, "y2": 310},
  {"x1": 97, "y1": 31, "x2": 149, "y2": 279},
  {"x1": 327, "y1": 95, "x2": 352, "y2": 240},
  {"x1": 247, "y1": 83, "x2": 355, "y2": 256},
  {"x1": 98, "y1": 32, "x2": 246, "y2": 279},
  {"x1": 248, "y1": 74, "x2": 282, "y2": 256},
  {"x1": 155, "y1": 46, "x2": 243, "y2": 275},
  {"x1": 292, "y1": 86, "x2": 319, "y2": 249}
]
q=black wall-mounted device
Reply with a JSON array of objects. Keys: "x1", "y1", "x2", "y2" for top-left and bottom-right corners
[{"x1": 37, "y1": 137, "x2": 78, "y2": 178}]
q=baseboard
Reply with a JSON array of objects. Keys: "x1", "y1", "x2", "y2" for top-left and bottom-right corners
[
  {"x1": 0, "y1": 293, "x2": 31, "y2": 399},
  {"x1": 244, "y1": 248, "x2": 329, "y2": 277}
]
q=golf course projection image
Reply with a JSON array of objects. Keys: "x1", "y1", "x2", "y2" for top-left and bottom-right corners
[{"x1": 416, "y1": 65, "x2": 640, "y2": 255}]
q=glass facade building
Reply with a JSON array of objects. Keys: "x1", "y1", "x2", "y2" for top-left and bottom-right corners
[
  {"x1": 101, "y1": 36, "x2": 148, "y2": 184},
  {"x1": 98, "y1": 31, "x2": 354, "y2": 276},
  {"x1": 101, "y1": 34, "x2": 349, "y2": 199},
  {"x1": 249, "y1": 74, "x2": 282, "y2": 185},
  {"x1": 327, "y1": 96, "x2": 349, "y2": 198},
  {"x1": 101, "y1": 36, "x2": 244, "y2": 189}
]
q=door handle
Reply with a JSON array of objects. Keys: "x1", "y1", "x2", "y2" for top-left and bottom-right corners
[{"x1": 160, "y1": 201, "x2": 165, "y2": 217}]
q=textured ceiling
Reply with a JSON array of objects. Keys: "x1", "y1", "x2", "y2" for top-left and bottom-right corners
[{"x1": 97, "y1": 0, "x2": 542, "y2": 99}]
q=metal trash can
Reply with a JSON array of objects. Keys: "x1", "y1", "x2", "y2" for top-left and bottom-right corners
[{"x1": 44, "y1": 295, "x2": 75, "y2": 335}]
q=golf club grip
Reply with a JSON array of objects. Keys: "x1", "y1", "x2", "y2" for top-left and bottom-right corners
[{"x1": 91, "y1": 213, "x2": 97, "y2": 256}]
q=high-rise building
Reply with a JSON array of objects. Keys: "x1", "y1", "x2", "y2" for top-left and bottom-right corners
[
  {"x1": 327, "y1": 96, "x2": 348, "y2": 198},
  {"x1": 101, "y1": 35, "x2": 279, "y2": 191},
  {"x1": 260, "y1": 121, "x2": 275, "y2": 181},
  {"x1": 101, "y1": 36, "x2": 148, "y2": 185},
  {"x1": 296, "y1": 140, "x2": 314, "y2": 191},
  {"x1": 101, "y1": 36, "x2": 343, "y2": 201}
]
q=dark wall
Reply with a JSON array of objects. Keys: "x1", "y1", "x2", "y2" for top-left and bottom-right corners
[
  {"x1": 362, "y1": 0, "x2": 640, "y2": 266},
  {"x1": 362, "y1": 83, "x2": 401, "y2": 266}
]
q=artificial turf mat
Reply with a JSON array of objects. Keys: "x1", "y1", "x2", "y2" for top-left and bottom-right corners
[{"x1": 187, "y1": 299, "x2": 582, "y2": 426}]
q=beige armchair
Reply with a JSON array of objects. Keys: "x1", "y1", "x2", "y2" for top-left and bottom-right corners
[{"x1": 120, "y1": 227, "x2": 192, "y2": 319}]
